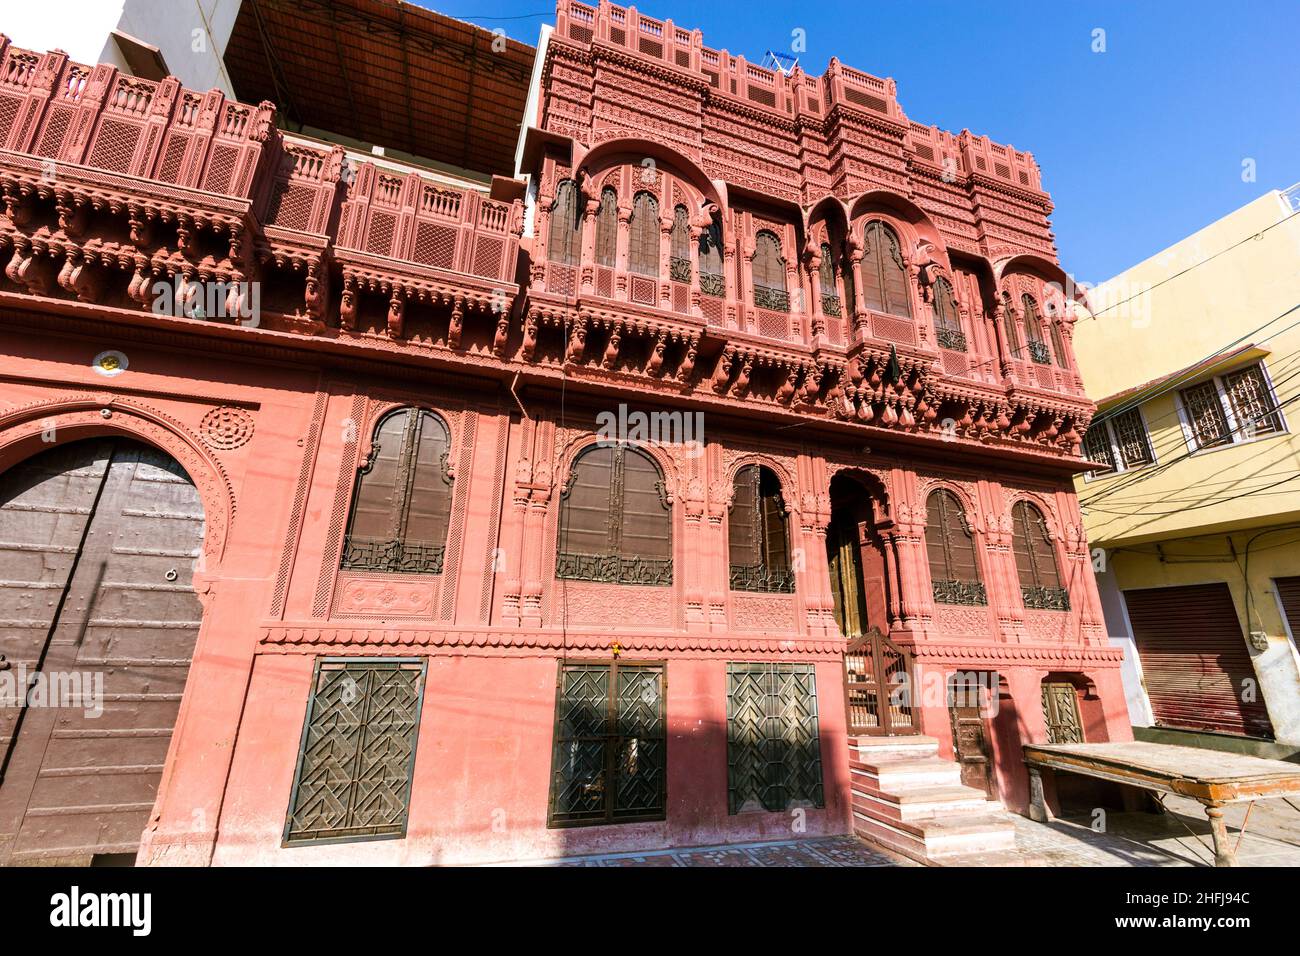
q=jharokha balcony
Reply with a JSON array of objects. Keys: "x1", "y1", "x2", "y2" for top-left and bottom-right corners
[{"x1": 0, "y1": 31, "x2": 1093, "y2": 466}]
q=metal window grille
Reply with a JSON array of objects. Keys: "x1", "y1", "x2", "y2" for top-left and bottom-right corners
[
  {"x1": 547, "y1": 662, "x2": 666, "y2": 826},
  {"x1": 1112, "y1": 408, "x2": 1154, "y2": 469},
  {"x1": 1180, "y1": 380, "x2": 1232, "y2": 449},
  {"x1": 727, "y1": 663, "x2": 824, "y2": 813},
  {"x1": 1224, "y1": 364, "x2": 1283, "y2": 438},
  {"x1": 283, "y1": 659, "x2": 427, "y2": 846},
  {"x1": 1081, "y1": 423, "x2": 1116, "y2": 474}
]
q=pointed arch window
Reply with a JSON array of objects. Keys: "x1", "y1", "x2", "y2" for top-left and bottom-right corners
[
  {"x1": 932, "y1": 277, "x2": 965, "y2": 351},
  {"x1": 699, "y1": 214, "x2": 724, "y2": 297},
  {"x1": 1049, "y1": 318, "x2": 1069, "y2": 369},
  {"x1": 1001, "y1": 293, "x2": 1021, "y2": 357},
  {"x1": 628, "y1": 192, "x2": 660, "y2": 277},
  {"x1": 341, "y1": 408, "x2": 453, "y2": 574},
  {"x1": 594, "y1": 187, "x2": 618, "y2": 268},
  {"x1": 818, "y1": 241, "x2": 841, "y2": 317},
  {"x1": 1012, "y1": 501, "x2": 1069, "y2": 610},
  {"x1": 925, "y1": 490, "x2": 985, "y2": 605},
  {"x1": 1022, "y1": 294, "x2": 1051, "y2": 364},
  {"x1": 669, "y1": 205, "x2": 692, "y2": 283},
  {"x1": 752, "y1": 230, "x2": 788, "y2": 312},
  {"x1": 548, "y1": 178, "x2": 582, "y2": 265},
  {"x1": 729, "y1": 464, "x2": 793, "y2": 592},
  {"x1": 861, "y1": 220, "x2": 912, "y2": 318},
  {"x1": 556, "y1": 444, "x2": 672, "y2": 586}
]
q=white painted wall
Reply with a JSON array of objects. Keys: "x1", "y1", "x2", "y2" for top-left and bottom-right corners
[
  {"x1": 1094, "y1": 561, "x2": 1155, "y2": 727},
  {"x1": 0, "y1": 0, "x2": 242, "y2": 95}
]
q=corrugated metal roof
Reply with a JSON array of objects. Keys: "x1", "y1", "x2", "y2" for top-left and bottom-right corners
[{"x1": 224, "y1": 0, "x2": 535, "y2": 178}]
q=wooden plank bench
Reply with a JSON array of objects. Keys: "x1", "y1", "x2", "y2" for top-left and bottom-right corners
[{"x1": 1023, "y1": 741, "x2": 1300, "y2": 866}]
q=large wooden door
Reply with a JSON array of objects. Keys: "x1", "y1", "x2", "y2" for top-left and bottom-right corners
[
  {"x1": 0, "y1": 439, "x2": 204, "y2": 865},
  {"x1": 1124, "y1": 583, "x2": 1273, "y2": 739}
]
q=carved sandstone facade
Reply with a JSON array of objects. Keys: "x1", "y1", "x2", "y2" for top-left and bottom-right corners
[{"x1": 0, "y1": 3, "x2": 1129, "y2": 867}]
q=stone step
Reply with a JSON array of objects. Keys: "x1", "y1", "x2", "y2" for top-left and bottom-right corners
[
  {"x1": 847, "y1": 735, "x2": 939, "y2": 759},
  {"x1": 850, "y1": 783, "x2": 992, "y2": 823},
  {"x1": 852, "y1": 807, "x2": 1017, "y2": 864},
  {"x1": 850, "y1": 755, "x2": 964, "y2": 790}
]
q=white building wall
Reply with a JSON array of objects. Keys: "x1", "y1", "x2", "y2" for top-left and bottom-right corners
[{"x1": 0, "y1": 0, "x2": 242, "y2": 95}]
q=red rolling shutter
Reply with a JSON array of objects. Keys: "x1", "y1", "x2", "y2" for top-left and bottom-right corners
[
  {"x1": 1276, "y1": 577, "x2": 1300, "y2": 642},
  {"x1": 1124, "y1": 583, "x2": 1273, "y2": 738}
]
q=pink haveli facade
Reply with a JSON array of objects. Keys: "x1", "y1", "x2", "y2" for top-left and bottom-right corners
[{"x1": 0, "y1": 0, "x2": 1129, "y2": 867}]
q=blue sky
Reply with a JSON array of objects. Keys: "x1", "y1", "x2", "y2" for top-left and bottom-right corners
[{"x1": 430, "y1": 0, "x2": 1298, "y2": 284}]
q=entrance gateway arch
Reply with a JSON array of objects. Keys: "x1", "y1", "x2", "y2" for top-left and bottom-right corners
[{"x1": 0, "y1": 438, "x2": 205, "y2": 865}]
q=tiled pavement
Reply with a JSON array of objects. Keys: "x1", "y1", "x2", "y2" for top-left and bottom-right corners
[
  {"x1": 524, "y1": 794, "x2": 1300, "y2": 866},
  {"x1": 524, "y1": 835, "x2": 909, "y2": 867}
]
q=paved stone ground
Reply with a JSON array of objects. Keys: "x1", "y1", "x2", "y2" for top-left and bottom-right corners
[
  {"x1": 524, "y1": 795, "x2": 1300, "y2": 866},
  {"x1": 523, "y1": 835, "x2": 910, "y2": 867},
  {"x1": 954, "y1": 794, "x2": 1300, "y2": 867}
]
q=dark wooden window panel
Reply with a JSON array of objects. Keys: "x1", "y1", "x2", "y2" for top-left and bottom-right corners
[{"x1": 283, "y1": 659, "x2": 427, "y2": 846}]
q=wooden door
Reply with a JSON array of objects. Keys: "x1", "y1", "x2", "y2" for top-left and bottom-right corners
[
  {"x1": 0, "y1": 439, "x2": 204, "y2": 864},
  {"x1": 948, "y1": 676, "x2": 995, "y2": 797}
]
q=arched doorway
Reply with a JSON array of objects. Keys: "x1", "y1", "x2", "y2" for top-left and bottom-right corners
[
  {"x1": 0, "y1": 438, "x2": 205, "y2": 865},
  {"x1": 827, "y1": 472, "x2": 916, "y2": 736}
]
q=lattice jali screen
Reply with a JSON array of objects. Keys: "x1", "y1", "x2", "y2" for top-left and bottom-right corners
[
  {"x1": 413, "y1": 221, "x2": 457, "y2": 269},
  {"x1": 727, "y1": 662, "x2": 824, "y2": 813},
  {"x1": 0, "y1": 93, "x2": 21, "y2": 145},
  {"x1": 267, "y1": 182, "x2": 316, "y2": 232},
  {"x1": 548, "y1": 662, "x2": 666, "y2": 827},
  {"x1": 283, "y1": 659, "x2": 427, "y2": 845},
  {"x1": 87, "y1": 117, "x2": 140, "y2": 173},
  {"x1": 203, "y1": 142, "x2": 238, "y2": 194}
]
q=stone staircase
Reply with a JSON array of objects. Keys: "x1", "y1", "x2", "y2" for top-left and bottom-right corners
[{"x1": 849, "y1": 735, "x2": 1018, "y2": 864}]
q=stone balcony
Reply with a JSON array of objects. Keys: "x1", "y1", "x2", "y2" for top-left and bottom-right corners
[{"x1": 0, "y1": 35, "x2": 1090, "y2": 467}]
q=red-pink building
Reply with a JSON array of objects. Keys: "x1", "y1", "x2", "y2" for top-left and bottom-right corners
[{"x1": 0, "y1": 0, "x2": 1129, "y2": 866}]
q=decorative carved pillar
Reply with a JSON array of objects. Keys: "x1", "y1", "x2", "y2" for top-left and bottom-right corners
[
  {"x1": 682, "y1": 461, "x2": 708, "y2": 631},
  {"x1": 614, "y1": 201, "x2": 631, "y2": 300},
  {"x1": 847, "y1": 242, "x2": 868, "y2": 338},
  {"x1": 688, "y1": 223, "x2": 703, "y2": 317},
  {"x1": 981, "y1": 482, "x2": 1023, "y2": 640},
  {"x1": 518, "y1": 419, "x2": 555, "y2": 627},
  {"x1": 659, "y1": 216, "x2": 672, "y2": 308},
  {"x1": 723, "y1": 245, "x2": 739, "y2": 329}
]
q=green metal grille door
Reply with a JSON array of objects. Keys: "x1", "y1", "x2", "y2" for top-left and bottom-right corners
[
  {"x1": 727, "y1": 663, "x2": 824, "y2": 813},
  {"x1": 284, "y1": 659, "x2": 427, "y2": 845},
  {"x1": 548, "y1": 661, "x2": 665, "y2": 827}
]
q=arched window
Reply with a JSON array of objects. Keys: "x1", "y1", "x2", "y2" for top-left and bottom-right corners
[
  {"x1": 729, "y1": 464, "x2": 793, "y2": 592},
  {"x1": 699, "y1": 213, "x2": 724, "y2": 297},
  {"x1": 594, "y1": 187, "x2": 617, "y2": 268},
  {"x1": 925, "y1": 490, "x2": 985, "y2": 605},
  {"x1": 1049, "y1": 319, "x2": 1069, "y2": 369},
  {"x1": 1022, "y1": 294, "x2": 1050, "y2": 364},
  {"x1": 818, "y1": 241, "x2": 840, "y2": 317},
  {"x1": 1001, "y1": 293, "x2": 1021, "y2": 356},
  {"x1": 628, "y1": 191, "x2": 660, "y2": 277},
  {"x1": 341, "y1": 408, "x2": 452, "y2": 574},
  {"x1": 752, "y1": 230, "x2": 788, "y2": 312},
  {"x1": 556, "y1": 444, "x2": 672, "y2": 586},
  {"x1": 669, "y1": 205, "x2": 691, "y2": 282},
  {"x1": 932, "y1": 277, "x2": 964, "y2": 351},
  {"x1": 861, "y1": 220, "x2": 912, "y2": 318},
  {"x1": 1011, "y1": 501, "x2": 1068, "y2": 609},
  {"x1": 548, "y1": 178, "x2": 581, "y2": 265}
]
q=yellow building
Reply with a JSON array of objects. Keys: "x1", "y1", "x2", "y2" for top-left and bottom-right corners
[{"x1": 1071, "y1": 184, "x2": 1300, "y2": 755}]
